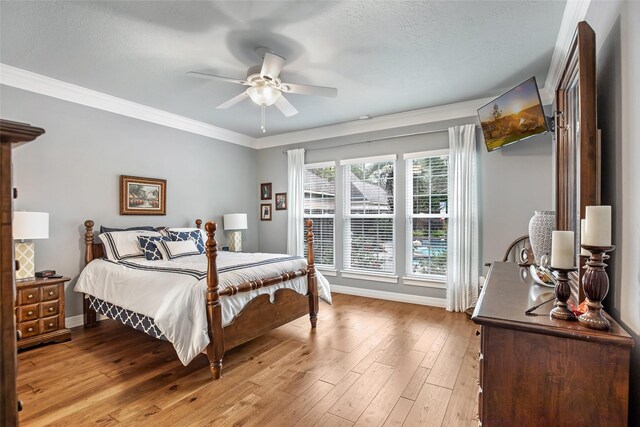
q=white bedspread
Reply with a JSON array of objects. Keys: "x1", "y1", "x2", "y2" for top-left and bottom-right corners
[{"x1": 74, "y1": 252, "x2": 331, "y2": 365}]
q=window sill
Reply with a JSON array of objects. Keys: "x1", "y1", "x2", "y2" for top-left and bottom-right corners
[
  {"x1": 403, "y1": 276, "x2": 447, "y2": 289},
  {"x1": 316, "y1": 268, "x2": 337, "y2": 277},
  {"x1": 340, "y1": 271, "x2": 399, "y2": 284}
]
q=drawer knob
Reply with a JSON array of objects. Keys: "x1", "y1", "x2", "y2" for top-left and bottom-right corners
[
  {"x1": 27, "y1": 327, "x2": 33, "y2": 332},
  {"x1": 28, "y1": 294, "x2": 33, "y2": 299},
  {"x1": 49, "y1": 307, "x2": 54, "y2": 312},
  {"x1": 27, "y1": 311, "x2": 33, "y2": 316},
  {"x1": 48, "y1": 323, "x2": 54, "y2": 327},
  {"x1": 49, "y1": 291, "x2": 54, "y2": 296}
]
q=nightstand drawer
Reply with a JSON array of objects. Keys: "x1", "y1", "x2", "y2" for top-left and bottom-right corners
[
  {"x1": 41, "y1": 284, "x2": 60, "y2": 301},
  {"x1": 40, "y1": 316, "x2": 59, "y2": 333},
  {"x1": 18, "y1": 287, "x2": 40, "y2": 305},
  {"x1": 16, "y1": 303, "x2": 39, "y2": 322},
  {"x1": 40, "y1": 300, "x2": 59, "y2": 317},
  {"x1": 18, "y1": 320, "x2": 40, "y2": 338}
]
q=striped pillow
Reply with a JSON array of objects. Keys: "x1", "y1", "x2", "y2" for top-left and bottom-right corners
[
  {"x1": 98, "y1": 230, "x2": 161, "y2": 261},
  {"x1": 159, "y1": 240, "x2": 201, "y2": 260}
]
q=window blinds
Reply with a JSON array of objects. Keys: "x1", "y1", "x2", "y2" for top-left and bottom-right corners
[
  {"x1": 406, "y1": 152, "x2": 449, "y2": 278},
  {"x1": 343, "y1": 159, "x2": 395, "y2": 274},
  {"x1": 304, "y1": 163, "x2": 336, "y2": 268}
]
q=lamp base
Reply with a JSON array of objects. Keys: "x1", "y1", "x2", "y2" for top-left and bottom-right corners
[
  {"x1": 15, "y1": 241, "x2": 35, "y2": 281},
  {"x1": 228, "y1": 231, "x2": 242, "y2": 252}
]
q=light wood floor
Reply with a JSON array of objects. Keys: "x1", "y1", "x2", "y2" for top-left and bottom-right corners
[{"x1": 17, "y1": 293, "x2": 480, "y2": 426}]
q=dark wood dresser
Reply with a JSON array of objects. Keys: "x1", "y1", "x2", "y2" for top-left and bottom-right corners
[
  {"x1": 1, "y1": 120, "x2": 45, "y2": 426},
  {"x1": 472, "y1": 262, "x2": 633, "y2": 427},
  {"x1": 15, "y1": 277, "x2": 71, "y2": 349}
]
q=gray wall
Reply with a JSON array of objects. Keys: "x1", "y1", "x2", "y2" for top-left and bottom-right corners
[
  {"x1": 2, "y1": 85, "x2": 258, "y2": 318},
  {"x1": 257, "y1": 118, "x2": 553, "y2": 299},
  {"x1": 585, "y1": 1, "x2": 640, "y2": 423}
]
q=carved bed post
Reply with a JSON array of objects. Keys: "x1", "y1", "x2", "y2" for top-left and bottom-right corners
[
  {"x1": 204, "y1": 221, "x2": 224, "y2": 379},
  {"x1": 195, "y1": 218, "x2": 202, "y2": 229},
  {"x1": 306, "y1": 219, "x2": 319, "y2": 328},
  {"x1": 83, "y1": 220, "x2": 97, "y2": 327}
]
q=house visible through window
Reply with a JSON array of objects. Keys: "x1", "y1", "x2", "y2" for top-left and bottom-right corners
[
  {"x1": 405, "y1": 150, "x2": 449, "y2": 279},
  {"x1": 303, "y1": 162, "x2": 335, "y2": 268},
  {"x1": 342, "y1": 155, "x2": 396, "y2": 275}
]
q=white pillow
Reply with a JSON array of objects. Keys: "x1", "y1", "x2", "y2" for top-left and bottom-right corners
[
  {"x1": 99, "y1": 230, "x2": 161, "y2": 261},
  {"x1": 167, "y1": 227, "x2": 209, "y2": 247},
  {"x1": 159, "y1": 240, "x2": 200, "y2": 260}
]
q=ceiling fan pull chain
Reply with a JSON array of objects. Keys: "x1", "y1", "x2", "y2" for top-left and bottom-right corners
[{"x1": 261, "y1": 106, "x2": 266, "y2": 133}]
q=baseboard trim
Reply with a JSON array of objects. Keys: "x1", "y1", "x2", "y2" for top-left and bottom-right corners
[
  {"x1": 330, "y1": 284, "x2": 446, "y2": 308},
  {"x1": 66, "y1": 313, "x2": 108, "y2": 328}
]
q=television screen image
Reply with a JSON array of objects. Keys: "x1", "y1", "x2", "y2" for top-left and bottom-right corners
[{"x1": 478, "y1": 77, "x2": 548, "y2": 152}]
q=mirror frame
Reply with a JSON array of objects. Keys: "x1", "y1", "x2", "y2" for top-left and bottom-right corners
[{"x1": 555, "y1": 21, "x2": 600, "y2": 303}]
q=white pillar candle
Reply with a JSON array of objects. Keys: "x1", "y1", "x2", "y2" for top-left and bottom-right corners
[
  {"x1": 551, "y1": 230, "x2": 575, "y2": 269},
  {"x1": 584, "y1": 206, "x2": 612, "y2": 246},
  {"x1": 580, "y1": 219, "x2": 590, "y2": 256}
]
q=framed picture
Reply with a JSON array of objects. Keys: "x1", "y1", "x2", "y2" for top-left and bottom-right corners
[
  {"x1": 120, "y1": 175, "x2": 166, "y2": 215},
  {"x1": 260, "y1": 203, "x2": 272, "y2": 221},
  {"x1": 260, "y1": 183, "x2": 272, "y2": 200},
  {"x1": 275, "y1": 193, "x2": 287, "y2": 210}
]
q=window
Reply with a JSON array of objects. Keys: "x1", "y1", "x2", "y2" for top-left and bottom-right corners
[
  {"x1": 405, "y1": 150, "x2": 449, "y2": 279},
  {"x1": 303, "y1": 162, "x2": 336, "y2": 268},
  {"x1": 341, "y1": 155, "x2": 396, "y2": 275}
]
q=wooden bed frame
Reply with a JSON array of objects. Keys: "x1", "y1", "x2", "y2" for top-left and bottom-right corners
[{"x1": 82, "y1": 218, "x2": 319, "y2": 380}]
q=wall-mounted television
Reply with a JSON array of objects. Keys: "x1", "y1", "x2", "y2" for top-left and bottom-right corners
[{"x1": 478, "y1": 77, "x2": 549, "y2": 152}]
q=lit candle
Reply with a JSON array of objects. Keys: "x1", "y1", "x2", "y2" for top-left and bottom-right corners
[
  {"x1": 551, "y1": 230, "x2": 575, "y2": 269},
  {"x1": 584, "y1": 206, "x2": 612, "y2": 246},
  {"x1": 580, "y1": 219, "x2": 590, "y2": 256}
]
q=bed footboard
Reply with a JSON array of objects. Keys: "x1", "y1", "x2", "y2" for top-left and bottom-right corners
[{"x1": 203, "y1": 219, "x2": 318, "y2": 379}]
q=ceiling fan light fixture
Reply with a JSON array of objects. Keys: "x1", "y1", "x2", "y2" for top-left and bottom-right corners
[{"x1": 247, "y1": 84, "x2": 281, "y2": 107}]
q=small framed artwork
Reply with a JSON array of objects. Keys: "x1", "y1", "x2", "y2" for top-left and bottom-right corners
[
  {"x1": 260, "y1": 203, "x2": 272, "y2": 221},
  {"x1": 260, "y1": 183, "x2": 272, "y2": 200},
  {"x1": 120, "y1": 175, "x2": 167, "y2": 215},
  {"x1": 275, "y1": 193, "x2": 287, "y2": 210}
]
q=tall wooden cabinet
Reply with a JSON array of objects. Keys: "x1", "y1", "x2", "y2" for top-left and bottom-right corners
[
  {"x1": 472, "y1": 262, "x2": 633, "y2": 427},
  {"x1": 0, "y1": 120, "x2": 45, "y2": 426}
]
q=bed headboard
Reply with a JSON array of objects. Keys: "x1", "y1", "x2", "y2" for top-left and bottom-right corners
[{"x1": 83, "y1": 219, "x2": 203, "y2": 264}]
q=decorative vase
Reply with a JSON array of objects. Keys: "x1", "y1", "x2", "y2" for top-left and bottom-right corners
[{"x1": 528, "y1": 211, "x2": 555, "y2": 266}]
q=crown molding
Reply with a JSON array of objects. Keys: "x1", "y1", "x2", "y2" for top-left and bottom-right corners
[
  {"x1": 0, "y1": 63, "x2": 255, "y2": 148},
  {"x1": 254, "y1": 96, "x2": 495, "y2": 149},
  {"x1": 543, "y1": 0, "x2": 591, "y2": 102}
]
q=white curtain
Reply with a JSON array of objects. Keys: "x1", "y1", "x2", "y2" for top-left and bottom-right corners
[
  {"x1": 287, "y1": 148, "x2": 306, "y2": 256},
  {"x1": 446, "y1": 124, "x2": 479, "y2": 312}
]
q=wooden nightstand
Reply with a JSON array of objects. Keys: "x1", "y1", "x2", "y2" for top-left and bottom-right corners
[{"x1": 15, "y1": 276, "x2": 71, "y2": 349}]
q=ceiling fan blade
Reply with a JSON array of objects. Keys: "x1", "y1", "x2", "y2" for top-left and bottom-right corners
[
  {"x1": 260, "y1": 52, "x2": 285, "y2": 80},
  {"x1": 216, "y1": 92, "x2": 249, "y2": 109},
  {"x1": 274, "y1": 95, "x2": 298, "y2": 117},
  {"x1": 186, "y1": 71, "x2": 248, "y2": 85},
  {"x1": 281, "y1": 82, "x2": 337, "y2": 98}
]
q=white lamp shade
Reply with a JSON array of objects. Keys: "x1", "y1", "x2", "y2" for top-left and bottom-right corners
[
  {"x1": 13, "y1": 212, "x2": 49, "y2": 240},
  {"x1": 224, "y1": 213, "x2": 248, "y2": 231}
]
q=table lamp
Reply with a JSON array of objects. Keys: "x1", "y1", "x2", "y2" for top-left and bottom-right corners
[
  {"x1": 223, "y1": 213, "x2": 247, "y2": 252},
  {"x1": 14, "y1": 211, "x2": 49, "y2": 281}
]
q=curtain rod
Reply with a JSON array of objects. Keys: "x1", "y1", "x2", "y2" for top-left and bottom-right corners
[{"x1": 282, "y1": 124, "x2": 480, "y2": 154}]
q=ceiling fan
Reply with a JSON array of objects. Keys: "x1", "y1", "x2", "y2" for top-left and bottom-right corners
[{"x1": 187, "y1": 48, "x2": 338, "y2": 133}]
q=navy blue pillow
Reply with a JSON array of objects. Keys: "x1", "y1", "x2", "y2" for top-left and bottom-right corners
[
  {"x1": 137, "y1": 235, "x2": 170, "y2": 260},
  {"x1": 167, "y1": 230, "x2": 205, "y2": 254},
  {"x1": 101, "y1": 225, "x2": 156, "y2": 234}
]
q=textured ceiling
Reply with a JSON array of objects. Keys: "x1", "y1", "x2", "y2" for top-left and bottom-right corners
[{"x1": 0, "y1": 1, "x2": 566, "y2": 138}]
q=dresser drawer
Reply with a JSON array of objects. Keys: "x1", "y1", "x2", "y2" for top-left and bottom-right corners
[
  {"x1": 41, "y1": 284, "x2": 60, "y2": 301},
  {"x1": 18, "y1": 287, "x2": 40, "y2": 305},
  {"x1": 18, "y1": 320, "x2": 40, "y2": 338},
  {"x1": 40, "y1": 316, "x2": 59, "y2": 333},
  {"x1": 40, "y1": 300, "x2": 59, "y2": 317},
  {"x1": 16, "y1": 303, "x2": 39, "y2": 322}
]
